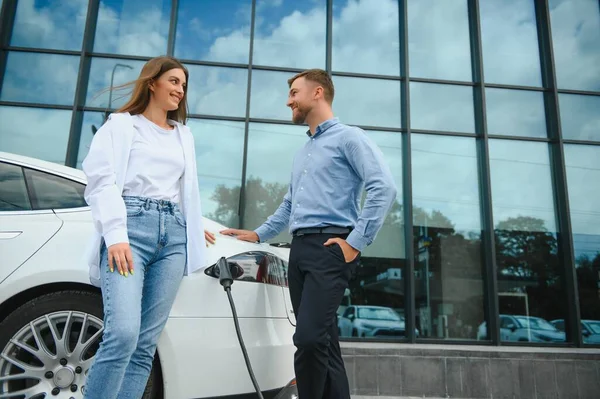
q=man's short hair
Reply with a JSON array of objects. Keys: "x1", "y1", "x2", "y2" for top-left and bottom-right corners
[{"x1": 288, "y1": 69, "x2": 334, "y2": 104}]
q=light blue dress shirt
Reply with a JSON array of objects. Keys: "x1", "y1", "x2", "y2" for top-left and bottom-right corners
[{"x1": 254, "y1": 118, "x2": 397, "y2": 252}]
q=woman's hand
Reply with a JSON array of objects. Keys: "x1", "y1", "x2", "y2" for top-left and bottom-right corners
[
  {"x1": 108, "y1": 243, "x2": 134, "y2": 276},
  {"x1": 205, "y1": 230, "x2": 216, "y2": 246}
]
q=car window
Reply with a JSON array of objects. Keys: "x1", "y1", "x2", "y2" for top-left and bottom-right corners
[
  {"x1": 343, "y1": 307, "x2": 354, "y2": 318},
  {"x1": 554, "y1": 321, "x2": 565, "y2": 332},
  {"x1": 500, "y1": 317, "x2": 514, "y2": 329},
  {"x1": 23, "y1": 168, "x2": 87, "y2": 210},
  {"x1": 0, "y1": 162, "x2": 32, "y2": 211}
]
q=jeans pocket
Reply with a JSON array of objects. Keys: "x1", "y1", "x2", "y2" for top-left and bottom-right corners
[
  {"x1": 126, "y1": 205, "x2": 144, "y2": 217},
  {"x1": 173, "y1": 210, "x2": 187, "y2": 227}
]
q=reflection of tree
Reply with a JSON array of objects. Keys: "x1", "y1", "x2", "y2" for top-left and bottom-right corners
[
  {"x1": 576, "y1": 253, "x2": 600, "y2": 320},
  {"x1": 494, "y1": 216, "x2": 564, "y2": 320},
  {"x1": 206, "y1": 176, "x2": 288, "y2": 228}
]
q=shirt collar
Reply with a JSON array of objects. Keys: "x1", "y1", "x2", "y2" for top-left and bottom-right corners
[{"x1": 306, "y1": 117, "x2": 339, "y2": 138}]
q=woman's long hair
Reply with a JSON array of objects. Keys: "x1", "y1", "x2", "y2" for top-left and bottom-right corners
[{"x1": 114, "y1": 56, "x2": 189, "y2": 124}]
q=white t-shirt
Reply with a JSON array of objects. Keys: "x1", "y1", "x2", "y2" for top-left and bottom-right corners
[{"x1": 122, "y1": 114, "x2": 185, "y2": 203}]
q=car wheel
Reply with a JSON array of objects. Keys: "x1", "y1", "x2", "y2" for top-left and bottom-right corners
[
  {"x1": 0, "y1": 290, "x2": 161, "y2": 399},
  {"x1": 352, "y1": 329, "x2": 358, "y2": 337}
]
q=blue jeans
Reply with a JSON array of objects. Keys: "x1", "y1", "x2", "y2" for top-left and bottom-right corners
[{"x1": 84, "y1": 196, "x2": 187, "y2": 399}]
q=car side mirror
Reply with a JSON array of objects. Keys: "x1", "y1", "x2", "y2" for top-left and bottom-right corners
[
  {"x1": 507, "y1": 324, "x2": 516, "y2": 332},
  {"x1": 583, "y1": 329, "x2": 590, "y2": 337},
  {"x1": 348, "y1": 314, "x2": 355, "y2": 320}
]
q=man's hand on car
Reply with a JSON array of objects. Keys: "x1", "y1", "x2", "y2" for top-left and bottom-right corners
[{"x1": 220, "y1": 228, "x2": 259, "y2": 243}]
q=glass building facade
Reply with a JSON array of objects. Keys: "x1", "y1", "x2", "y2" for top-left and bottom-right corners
[{"x1": 0, "y1": 0, "x2": 599, "y2": 347}]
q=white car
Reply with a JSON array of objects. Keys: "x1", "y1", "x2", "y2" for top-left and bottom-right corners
[
  {"x1": 0, "y1": 152, "x2": 298, "y2": 399},
  {"x1": 338, "y1": 305, "x2": 409, "y2": 338}
]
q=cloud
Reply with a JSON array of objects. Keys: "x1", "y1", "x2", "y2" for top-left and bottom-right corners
[
  {"x1": 10, "y1": 0, "x2": 87, "y2": 51},
  {"x1": 549, "y1": 0, "x2": 600, "y2": 91},
  {"x1": 485, "y1": 89, "x2": 547, "y2": 138},
  {"x1": 0, "y1": 106, "x2": 72, "y2": 164},
  {"x1": 410, "y1": 82, "x2": 475, "y2": 133},
  {"x1": 558, "y1": 94, "x2": 600, "y2": 141},
  {"x1": 564, "y1": 145, "x2": 600, "y2": 236}
]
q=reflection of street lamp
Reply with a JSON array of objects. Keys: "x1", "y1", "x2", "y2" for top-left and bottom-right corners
[{"x1": 92, "y1": 63, "x2": 133, "y2": 135}]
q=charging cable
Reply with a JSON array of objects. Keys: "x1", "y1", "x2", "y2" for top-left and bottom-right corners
[{"x1": 217, "y1": 257, "x2": 265, "y2": 399}]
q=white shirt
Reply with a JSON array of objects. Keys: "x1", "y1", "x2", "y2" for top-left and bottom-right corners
[
  {"x1": 122, "y1": 114, "x2": 185, "y2": 203},
  {"x1": 82, "y1": 112, "x2": 208, "y2": 287}
]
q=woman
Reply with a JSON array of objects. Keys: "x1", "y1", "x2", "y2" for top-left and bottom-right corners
[{"x1": 81, "y1": 56, "x2": 215, "y2": 399}]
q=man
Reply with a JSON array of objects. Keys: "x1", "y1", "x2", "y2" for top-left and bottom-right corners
[{"x1": 221, "y1": 69, "x2": 397, "y2": 398}]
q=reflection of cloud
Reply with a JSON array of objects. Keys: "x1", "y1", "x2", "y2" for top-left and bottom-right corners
[
  {"x1": 10, "y1": 0, "x2": 87, "y2": 51},
  {"x1": 489, "y1": 140, "x2": 557, "y2": 232},
  {"x1": 250, "y1": 70, "x2": 293, "y2": 120},
  {"x1": 564, "y1": 145, "x2": 600, "y2": 236},
  {"x1": 86, "y1": 58, "x2": 145, "y2": 109},
  {"x1": 410, "y1": 82, "x2": 475, "y2": 133},
  {"x1": 411, "y1": 134, "x2": 481, "y2": 232},
  {"x1": 559, "y1": 94, "x2": 600, "y2": 141},
  {"x1": 549, "y1": 0, "x2": 600, "y2": 91},
  {"x1": 332, "y1": 0, "x2": 399, "y2": 75},
  {"x1": 2, "y1": 52, "x2": 80, "y2": 105},
  {"x1": 408, "y1": 0, "x2": 472, "y2": 81},
  {"x1": 333, "y1": 76, "x2": 401, "y2": 128},
  {"x1": 0, "y1": 106, "x2": 72, "y2": 164},
  {"x1": 185, "y1": 65, "x2": 248, "y2": 117},
  {"x1": 485, "y1": 89, "x2": 547, "y2": 138},
  {"x1": 94, "y1": 0, "x2": 170, "y2": 56},
  {"x1": 480, "y1": 0, "x2": 542, "y2": 86}
]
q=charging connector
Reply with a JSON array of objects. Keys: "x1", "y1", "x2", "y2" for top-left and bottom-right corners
[{"x1": 216, "y1": 257, "x2": 264, "y2": 399}]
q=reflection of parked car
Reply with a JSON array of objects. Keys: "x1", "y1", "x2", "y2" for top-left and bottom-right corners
[
  {"x1": 550, "y1": 319, "x2": 600, "y2": 344},
  {"x1": 0, "y1": 152, "x2": 297, "y2": 399},
  {"x1": 338, "y1": 305, "x2": 412, "y2": 338},
  {"x1": 477, "y1": 315, "x2": 565, "y2": 342}
]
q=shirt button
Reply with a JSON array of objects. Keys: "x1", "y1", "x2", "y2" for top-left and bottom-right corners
[
  {"x1": 294, "y1": 221, "x2": 298, "y2": 224},
  {"x1": 308, "y1": 153, "x2": 311, "y2": 157},
  {"x1": 301, "y1": 187, "x2": 304, "y2": 190}
]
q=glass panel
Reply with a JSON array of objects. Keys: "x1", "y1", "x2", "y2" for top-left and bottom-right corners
[
  {"x1": 10, "y1": 0, "x2": 87, "y2": 51},
  {"x1": 411, "y1": 134, "x2": 484, "y2": 340},
  {"x1": 340, "y1": 131, "x2": 407, "y2": 340},
  {"x1": 86, "y1": 58, "x2": 145, "y2": 110},
  {"x1": 485, "y1": 89, "x2": 547, "y2": 138},
  {"x1": 253, "y1": 0, "x2": 326, "y2": 69},
  {"x1": 94, "y1": 0, "x2": 171, "y2": 56},
  {"x1": 332, "y1": 0, "x2": 400, "y2": 76},
  {"x1": 564, "y1": 145, "x2": 600, "y2": 344},
  {"x1": 559, "y1": 94, "x2": 600, "y2": 142},
  {"x1": 333, "y1": 76, "x2": 401, "y2": 128},
  {"x1": 489, "y1": 140, "x2": 566, "y2": 343},
  {"x1": 0, "y1": 52, "x2": 79, "y2": 106},
  {"x1": 0, "y1": 107, "x2": 72, "y2": 164},
  {"x1": 186, "y1": 65, "x2": 248, "y2": 117},
  {"x1": 480, "y1": 0, "x2": 542, "y2": 86},
  {"x1": 174, "y1": 0, "x2": 251, "y2": 63},
  {"x1": 549, "y1": 0, "x2": 600, "y2": 91},
  {"x1": 244, "y1": 123, "x2": 308, "y2": 242},
  {"x1": 77, "y1": 112, "x2": 106, "y2": 169},
  {"x1": 10, "y1": 0, "x2": 88, "y2": 50},
  {"x1": 188, "y1": 119, "x2": 245, "y2": 228},
  {"x1": 24, "y1": 168, "x2": 87, "y2": 210},
  {"x1": 250, "y1": 70, "x2": 292, "y2": 121},
  {"x1": 0, "y1": 162, "x2": 31, "y2": 212},
  {"x1": 410, "y1": 82, "x2": 475, "y2": 133},
  {"x1": 408, "y1": 0, "x2": 472, "y2": 81}
]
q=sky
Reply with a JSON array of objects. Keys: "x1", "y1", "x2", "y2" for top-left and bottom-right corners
[{"x1": 0, "y1": 0, "x2": 598, "y2": 259}]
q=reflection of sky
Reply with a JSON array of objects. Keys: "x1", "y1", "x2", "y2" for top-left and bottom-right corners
[
  {"x1": 185, "y1": 65, "x2": 248, "y2": 117},
  {"x1": 411, "y1": 134, "x2": 481, "y2": 232},
  {"x1": 549, "y1": 0, "x2": 600, "y2": 91},
  {"x1": 1, "y1": 52, "x2": 79, "y2": 105},
  {"x1": 0, "y1": 106, "x2": 72, "y2": 164},
  {"x1": 408, "y1": 0, "x2": 472, "y2": 82},
  {"x1": 86, "y1": 58, "x2": 145, "y2": 109},
  {"x1": 559, "y1": 94, "x2": 600, "y2": 142},
  {"x1": 486, "y1": 89, "x2": 547, "y2": 138},
  {"x1": 410, "y1": 82, "x2": 475, "y2": 133},
  {"x1": 175, "y1": 0, "x2": 251, "y2": 63},
  {"x1": 564, "y1": 144, "x2": 600, "y2": 261},
  {"x1": 94, "y1": 0, "x2": 170, "y2": 56},
  {"x1": 480, "y1": 0, "x2": 542, "y2": 86},
  {"x1": 10, "y1": 0, "x2": 86, "y2": 51},
  {"x1": 489, "y1": 140, "x2": 557, "y2": 232}
]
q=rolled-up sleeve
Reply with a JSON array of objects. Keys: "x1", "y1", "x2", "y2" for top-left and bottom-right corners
[
  {"x1": 343, "y1": 129, "x2": 397, "y2": 252},
  {"x1": 82, "y1": 121, "x2": 128, "y2": 247}
]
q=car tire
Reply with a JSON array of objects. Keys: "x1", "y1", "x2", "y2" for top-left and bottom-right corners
[
  {"x1": 352, "y1": 329, "x2": 358, "y2": 337},
  {"x1": 0, "y1": 290, "x2": 161, "y2": 399}
]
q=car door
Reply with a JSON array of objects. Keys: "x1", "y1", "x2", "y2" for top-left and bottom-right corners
[
  {"x1": 0, "y1": 162, "x2": 62, "y2": 283},
  {"x1": 339, "y1": 306, "x2": 355, "y2": 337}
]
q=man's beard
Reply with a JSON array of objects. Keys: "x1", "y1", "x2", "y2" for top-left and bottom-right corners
[{"x1": 292, "y1": 105, "x2": 309, "y2": 124}]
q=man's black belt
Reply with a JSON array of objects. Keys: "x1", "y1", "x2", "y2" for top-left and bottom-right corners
[{"x1": 292, "y1": 226, "x2": 352, "y2": 236}]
